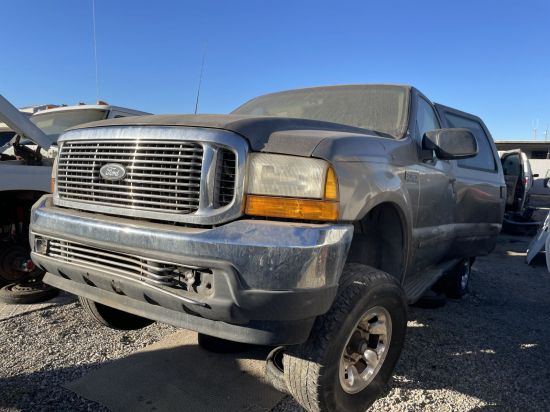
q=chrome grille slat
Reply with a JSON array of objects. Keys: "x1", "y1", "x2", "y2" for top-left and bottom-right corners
[
  {"x1": 58, "y1": 170, "x2": 201, "y2": 181},
  {"x1": 58, "y1": 176, "x2": 201, "y2": 188},
  {"x1": 59, "y1": 157, "x2": 202, "y2": 164},
  {"x1": 57, "y1": 140, "x2": 205, "y2": 213},
  {"x1": 49, "y1": 242, "x2": 176, "y2": 272},
  {"x1": 57, "y1": 180, "x2": 199, "y2": 194},
  {"x1": 57, "y1": 191, "x2": 198, "y2": 207},
  {"x1": 47, "y1": 239, "x2": 180, "y2": 282},
  {"x1": 54, "y1": 127, "x2": 245, "y2": 224},
  {"x1": 60, "y1": 152, "x2": 201, "y2": 158}
]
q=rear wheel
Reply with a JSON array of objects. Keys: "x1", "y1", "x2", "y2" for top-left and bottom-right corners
[
  {"x1": 78, "y1": 296, "x2": 155, "y2": 330},
  {"x1": 435, "y1": 259, "x2": 473, "y2": 299},
  {"x1": 283, "y1": 264, "x2": 407, "y2": 412}
]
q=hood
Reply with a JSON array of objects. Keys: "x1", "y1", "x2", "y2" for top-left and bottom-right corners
[
  {"x1": 69, "y1": 114, "x2": 385, "y2": 155},
  {"x1": 0, "y1": 95, "x2": 51, "y2": 149}
]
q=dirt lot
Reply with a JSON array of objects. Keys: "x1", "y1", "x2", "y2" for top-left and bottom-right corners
[{"x1": 1, "y1": 234, "x2": 549, "y2": 411}]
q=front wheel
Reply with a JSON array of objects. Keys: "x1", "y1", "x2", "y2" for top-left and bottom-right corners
[
  {"x1": 78, "y1": 297, "x2": 155, "y2": 330},
  {"x1": 283, "y1": 264, "x2": 407, "y2": 412}
]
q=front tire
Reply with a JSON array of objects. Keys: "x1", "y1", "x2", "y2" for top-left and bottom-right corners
[
  {"x1": 283, "y1": 264, "x2": 407, "y2": 412},
  {"x1": 265, "y1": 346, "x2": 289, "y2": 394},
  {"x1": 78, "y1": 296, "x2": 155, "y2": 330}
]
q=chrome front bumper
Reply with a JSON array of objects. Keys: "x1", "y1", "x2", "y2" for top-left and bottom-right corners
[
  {"x1": 29, "y1": 195, "x2": 353, "y2": 344},
  {"x1": 31, "y1": 195, "x2": 352, "y2": 290}
]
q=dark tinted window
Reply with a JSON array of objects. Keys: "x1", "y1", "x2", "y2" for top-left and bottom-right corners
[
  {"x1": 0, "y1": 131, "x2": 15, "y2": 146},
  {"x1": 415, "y1": 97, "x2": 440, "y2": 138},
  {"x1": 444, "y1": 113, "x2": 496, "y2": 171}
]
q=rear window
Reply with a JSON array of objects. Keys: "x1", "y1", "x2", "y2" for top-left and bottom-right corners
[{"x1": 444, "y1": 113, "x2": 496, "y2": 172}]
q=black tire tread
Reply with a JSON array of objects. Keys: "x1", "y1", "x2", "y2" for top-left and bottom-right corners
[
  {"x1": 265, "y1": 347, "x2": 290, "y2": 394},
  {"x1": 283, "y1": 264, "x2": 405, "y2": 412},
  {"x1": 0, "y1": 282, "x2": 59, "y2": 305},
  {"x1": 78, "y1": 296, "x2": 154, "y2": 330}
]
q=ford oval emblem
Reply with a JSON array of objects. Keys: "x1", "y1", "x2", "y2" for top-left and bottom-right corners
[{"x1": 100, "y1": 163, "x2": 127, "y2": 181}]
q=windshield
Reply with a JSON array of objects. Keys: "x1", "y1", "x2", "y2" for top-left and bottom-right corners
[
  {"x1": 29, "y1": 108, "x2": 107, "y2": 144},
  {"x1": 232, "y1": 85, "x2": 410, "y2": 138}
]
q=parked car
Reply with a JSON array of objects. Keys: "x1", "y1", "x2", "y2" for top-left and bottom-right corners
[
  {"x1": 0, "y1": 95, "x2": 150, "y2": 303},
  {"x1": 29, "y1": 85, "x2": 506, "y2": 411},
  {"x1": 500, "y1": 149, "x2": 534, "y2": 214}
]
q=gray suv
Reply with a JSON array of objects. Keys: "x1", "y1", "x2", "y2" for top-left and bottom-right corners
[{"x1": 29, "y1": 85, "x2": 505, "y2": 411}]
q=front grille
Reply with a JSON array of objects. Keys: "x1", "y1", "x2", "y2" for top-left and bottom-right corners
[
  {"x1": 214, "y1": 148, "x2": 236, "y2": 207},
  {"x1": 56, "y1": 140, "x2": 204, "y2": 213},
  {"x1": 46, "y1": 237, "x2": 181, "y2": 287}
]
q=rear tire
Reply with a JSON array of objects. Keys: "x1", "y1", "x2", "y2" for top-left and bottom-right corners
[
  {"x1": 78, "y1": 296, "x2": 155, "y2": 330},
  {"x1": 197, "y1": 333, "x2": 252, "y2": 353},
  {"x1": 435, "y1": 259, "x2": 473, "y2": 299},
  {"x1": 283, "y1": 264, "x2": 407, "y2": 412}
]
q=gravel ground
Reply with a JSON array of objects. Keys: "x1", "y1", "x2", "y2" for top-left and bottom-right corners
[{"x1": 1, "y1": 234, "x2": 549, "y2": 411}]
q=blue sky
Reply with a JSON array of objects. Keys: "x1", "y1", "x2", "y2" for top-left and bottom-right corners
[{"x1": 1, "y1": 0, "x2": 549, "y2": 139}]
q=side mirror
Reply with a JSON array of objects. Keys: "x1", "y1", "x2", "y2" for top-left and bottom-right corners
[
  {"x1": 533, "y1": 173, "x2": 539, "y2": 178},
  {"x1": 422, "y1": 128, "x2": 478, "y2": 160}
]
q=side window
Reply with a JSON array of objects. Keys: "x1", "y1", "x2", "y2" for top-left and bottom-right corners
[
  {"x1": 502, "y1": 154, "x2": 521, "y2": 177},
  {"x1": 444, "y1": 113, "x2": 496, "y2": 171},
  {"x1": 415, "y1": 97, "x2": 440, "y2": 138}
]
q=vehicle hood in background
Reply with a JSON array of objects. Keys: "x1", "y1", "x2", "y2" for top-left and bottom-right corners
[
  {"x1": 69, "y1": 114, "x2": 387, "y2": 155},
  {"x1": 0, "y1": 95, "x2": 51, "y2": 149}
]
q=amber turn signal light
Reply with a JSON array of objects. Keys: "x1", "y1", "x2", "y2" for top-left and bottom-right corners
[
  {"x1": 324, "y1": 167, "x2": 338, "y2": 200},
  {"x1": 245, "y1": 195, "x2": 339, "y2": 221}
]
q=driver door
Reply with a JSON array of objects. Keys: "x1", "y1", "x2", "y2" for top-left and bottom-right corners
[
  {"x1": 411, "y1": 94, "x2": 456, "y2": 273},
  {"x1": 500, "y1": 150, "x2": 529, "y2": 212}
]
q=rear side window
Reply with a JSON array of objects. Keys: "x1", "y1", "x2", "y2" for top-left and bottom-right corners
[{"x1": 444, "y1": 113, "x2": 496, "y2": 171}]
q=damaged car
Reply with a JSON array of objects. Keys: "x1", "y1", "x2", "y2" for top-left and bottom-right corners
[{"x1": 29, "y1": 85, "x2": 506, "y2": 411}]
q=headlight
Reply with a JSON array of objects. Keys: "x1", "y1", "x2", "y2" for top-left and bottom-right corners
[{"x1": 245, "y1": 153, "x2": 339, "y2": 221}]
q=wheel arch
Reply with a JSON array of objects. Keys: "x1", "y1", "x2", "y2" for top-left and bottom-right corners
[{"x1": 346, "y1": 198, "x2": 412, "y2": 284}]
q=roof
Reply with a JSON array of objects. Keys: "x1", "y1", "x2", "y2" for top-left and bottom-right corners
[{"x1": 31, "y1": 104, "x2": 150, "y2": 117}]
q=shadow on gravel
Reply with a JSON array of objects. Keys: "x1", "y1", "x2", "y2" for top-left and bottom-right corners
[
  {"x1": 0, "y1": 293, "x2": 76, "y2": 323},
  {"x1": 0, "y1": 336, "x2": 282, "y2": 412},
  {"x1": 389, "y1": 235, "x2": 550, "y2": 411},
  {"x1": 1, "y1": 236, "x2": 549, "y2": 412}
]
